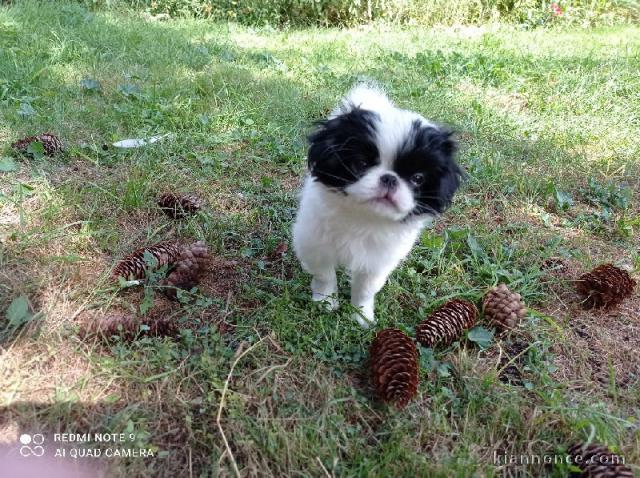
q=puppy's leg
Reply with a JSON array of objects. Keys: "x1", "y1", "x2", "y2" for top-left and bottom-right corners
[
  {"x1": 309, "y1": 265, "x2": 338, "y2": 311},
  {"x1": 350, "y1": 269, "x2": 390, "y2": 328},
  {"x1": 293, "y1": 215, "x2": 338, "y2": 310}
]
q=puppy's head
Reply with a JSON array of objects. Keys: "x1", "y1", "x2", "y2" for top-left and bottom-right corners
[{"x1": 308, "y1": 86, "x2": 462, "y2": 221}]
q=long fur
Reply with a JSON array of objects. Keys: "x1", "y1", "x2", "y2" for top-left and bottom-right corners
[{"x1": 292, "y1": 84, "x2": 462, "y2": 327}]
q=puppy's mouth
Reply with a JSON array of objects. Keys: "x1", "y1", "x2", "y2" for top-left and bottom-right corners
[{"x1": 369, "y1": 192, "x2": 399, "y2": 209}]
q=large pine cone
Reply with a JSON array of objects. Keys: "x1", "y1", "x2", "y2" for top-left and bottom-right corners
[
  {"x1": 370, "y1": 328, "x2": 419, "y2": 408},
  {"x1": 12, "y1": 133, "x2": 64, "y2": 157},
  {"x1": 112, "y1": 241, "x2": 182, "y2": 281},
  {"x1": 161, "y1": 241, "x2": 209, "y2": 299},
  {"x1": 568, "y1": 443, "x2": 633, "y2": 478},
  {"x1": 483, "y1": 283, "x2": 526, "y2": 331},
  {"x1": 416, "y1": 299, "x2": 478, "y2": 348},
  {"x1": 158, "y1": 192, "x2": 203, "y2": 218},
  {"x1": 576, "y1": 264, "x2": 635, "y2": 309},
  {"x1": 78, "y1": 312, "x2": 177, "y2": 341}
]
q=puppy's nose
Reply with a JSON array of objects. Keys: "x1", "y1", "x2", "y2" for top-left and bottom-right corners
[{"x1": 379, "y1": 174, "x2": 398, "y2": 190}]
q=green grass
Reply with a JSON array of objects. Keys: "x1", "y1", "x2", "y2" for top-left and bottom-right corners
[{"x1": 1, "y1": 1, "x2": 639, "y2": 476}]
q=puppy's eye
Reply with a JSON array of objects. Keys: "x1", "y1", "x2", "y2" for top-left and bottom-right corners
[
  {"x1": 410, "y1": 173, "x2": 425, "y2": 186},
  {"x1": 356, "y1": 159, "x2": 369, "y2": 170}
]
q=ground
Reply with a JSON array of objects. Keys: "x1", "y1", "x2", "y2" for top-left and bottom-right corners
[{"x1": 0, "y1": 2, "x2": 639, "y2": 477}]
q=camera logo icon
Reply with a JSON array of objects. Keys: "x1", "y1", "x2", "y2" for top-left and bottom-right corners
[{"x1": 19, "y1": 434, "x2": 45, "y2": 457}]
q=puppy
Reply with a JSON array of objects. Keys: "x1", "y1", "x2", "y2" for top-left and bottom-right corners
[{"x1": 292, "y1": 84, "x2": 462, "y2": 327}]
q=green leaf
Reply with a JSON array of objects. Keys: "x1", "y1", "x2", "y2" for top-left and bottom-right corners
[
  {"x1": 6, "y1": 296, "x2": 32, "y2": 327},
  {"x1": 418, "y1": 345, "x2": 437, "y2": 372},
  {"x1": 125, "y1": 419, "x2": 134, "y2": 434},
  {"x1": 17, "y1": 102, "x2": 36, "y2": 118},
  {"x1": 554, "y1": 188, "x2": 573, "y2": 210},
  {"x1": 143, "y1": 250, "x2": 158, "y2": 268},
  {"x1": 466, "y1": 233, "x2": 486, "y2": 259},
  {"x1": 436, "y1": 362, "x2": 451, "y2": 378},
  {"x1": 219, "y1": 49, "x2": 236, "y2": 62},
  {"x1": 0, "y1": 157, "x2": 18, "y2": 172},
  {"x1": 139, "y1": 287, "x2": 153, "y2": 315},
  {"x1": 103, "y1": 393, "x2": 121, "y2": 403},
  {"x1": 80, "y1": 77, "x2": 101, "y2": 91},
  {"x1": 14, "y1": 182, "x2": 36, "y2": 197},
  {"x1": 27, "y1": 141, "x2": 45, "y2": 159},
  {"x1": 467, "y1": 326, "x2": 493, "y2": 349},
  {"x1": 118, "y1": 83, "x2": 142, "y2": 97},
  {"x1": 421, "y1": 232, "x2": 444, "y2": 249},
  {"x1": 240, "y1": 247, "x2": 254, "y2": 258}
]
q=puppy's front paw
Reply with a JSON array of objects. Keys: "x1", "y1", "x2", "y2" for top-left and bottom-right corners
[
  {"x1": 351, "y1": 310, "x2": 375, "y2": 329},
  {"x1": 312, "y1": 294, "x2": 339, "y2": 311}
]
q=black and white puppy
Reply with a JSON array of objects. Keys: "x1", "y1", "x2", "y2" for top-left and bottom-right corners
[{"x1": 292, "y1": 84, "x2": 462, "y2": 327}]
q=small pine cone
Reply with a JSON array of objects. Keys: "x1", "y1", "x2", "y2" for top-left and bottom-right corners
[
  {"x1": 370, "y1": 328, "x2": 419, "y2": 408},
  {"x1": 112, "y1": 241, "x2": 182, "y2": 281},
  {"x1": 483, "y1": 283, "x2": 526, "y2": 331},
  {"x1": 79, "y1": 313, "x2": 140, "y2": 340},
  {"x1": 12, "y1": 133, "x2": 64, "y2": 157},
  {"x1": 269, "y1": 241, "x2": 289, "y2": 260},
  {"x1": 416, "y1": 299, "x2": 478, "y2": 348},
  {"x1": 161, "y1": 241, "x2": 209, "y2": 299},
  {"x1": 568, "y1": 443, "x2": 633, "y2": 478},
  {"x1": 79, "y1": 313, "x2": 177, "y2": 341},
  {"x1": 576, "y1": 264, "x2": 636, "y2": 309},
  {"x1": 157, "y1": 192, "x2": 203, "y2": 218},
  {"x1": 541, "y1": 257, "x2": 568, "y2": 273}
]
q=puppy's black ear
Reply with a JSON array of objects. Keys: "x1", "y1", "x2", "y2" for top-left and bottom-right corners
[
  {"x1": 306, "y1": 108, "x2": 379, "y2": 189},
  {"x1": 413, "y1": 126, "x2": 463, "y2": 213},
  {"x1": 438, "y1": 129, "x2": 457, "y2": 157},
  {"x1": 307, "y1": 120, "x2": 330, "y2": 173},
  {"x1": 439, "y1": 161, "x2": 463, "y2": 210},
  {"x1": 436, "y1": 130, "x2": 464, "y2": 210}
]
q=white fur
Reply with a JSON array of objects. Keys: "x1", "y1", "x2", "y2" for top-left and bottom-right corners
[
  {"x1": 293, "y1": 178, "x2": 427, "y2": 326},
  {"x1": 293, "y1": 85, "x2": 435, "y2": 327}
]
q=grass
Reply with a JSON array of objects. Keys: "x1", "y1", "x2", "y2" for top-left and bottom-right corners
[{"x1": 1, "y1": 1, "x2": 639, "y2": 476}]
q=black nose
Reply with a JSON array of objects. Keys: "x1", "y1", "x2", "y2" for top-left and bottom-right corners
[{"x1": 380, "y1": 174, "x2": 398, "y2": 189}]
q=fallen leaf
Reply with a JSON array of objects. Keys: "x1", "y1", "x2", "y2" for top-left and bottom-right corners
[
  {"x1": 112, "y1": 134, "x2": 173, "y2": 148},
  {"x1": 0, "y1": 157, "x2": 18, "y2": 172}
]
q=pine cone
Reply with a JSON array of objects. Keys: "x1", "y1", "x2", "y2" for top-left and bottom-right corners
[
  {"x1": 78, "y1": 312, "x2": 177, "y2": 341},
  {"x1": 416, "y1": 299, "x2": 478, "y2": 348},
  {"x1": 541, "y1": 256, "x2": 568, "y2": 273},
  {"x1": 269, "y1": 241, "x2": 289, "y2": 260},
  {"x1": 370, "y1": 328, "x2": 419, "y2": 408},
  {"x1": 161, "y1": 241, "x2": 210, "y2": 299},
  {"x1": 576, "y1": 264, "x2": 636, "y2": 309},
  {"x1": 112, "y1": 241, "x2": 182, "y2": 281},
  {"x1": 568, "y1": 443, "x2": 633, "y2": 478},
  {"x1": 12, "y1": 133, "x2": 64, "y2": 157},
  {"x1": 483, "y1": 284, "x2": 526, "y2": 331},
  {"x1": 157, "y1": 192, "x2": 203, "y2": 218}
]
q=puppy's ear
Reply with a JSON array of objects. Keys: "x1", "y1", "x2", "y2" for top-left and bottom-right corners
[
  {"x1": 307, "y1": 119, "x2": 331, "y2": 173},
  {"x1": 435, "y1": 130, "x2": 464, "y2": 210},
  {"x1": 414, "y1": 126, "x2": 463, "y2": 212},
  {"x1": 306, "y1": 109, "x2": 379, "y2": 189},
  {"x1": 438, "y1": 160, "x2": 463, "y2": 211},
  {"x1": 438, "y1": 129, "x2": 457, "y2": 157}
]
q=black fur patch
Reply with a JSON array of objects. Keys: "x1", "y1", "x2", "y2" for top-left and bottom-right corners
[
  {"x1": 395, "y1": 121, "x2": 462, "y2": 216},
  {"x1": 307, "y1": 108, "x2": 380, "y2": 190}
]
